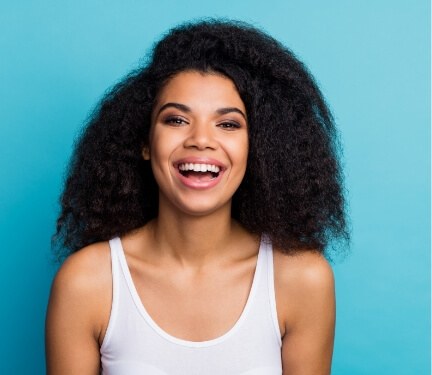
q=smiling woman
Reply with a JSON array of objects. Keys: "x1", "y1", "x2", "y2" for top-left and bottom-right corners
[
  {"x1": 46, "y1": 20, "x2": 348, "y2": 375},
  {"x1": 147, "y1": 71, "x2": 248, "y2": 215}
]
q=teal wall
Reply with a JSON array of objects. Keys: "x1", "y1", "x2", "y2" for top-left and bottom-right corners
[{"x1": 0, "y1": 1, "x2": 429, "y2": 374}]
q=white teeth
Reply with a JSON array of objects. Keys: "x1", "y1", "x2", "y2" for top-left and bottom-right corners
[{"x1": 178, "y1": 163, "x2": 221, "y2": 173}]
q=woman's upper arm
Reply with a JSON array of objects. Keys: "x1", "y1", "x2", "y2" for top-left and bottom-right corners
[
  {"x1": 275, "y1": 251, "x2": 336, "y2": 375},
  {"x1": 45, "y1": 244, "x2": 111, "y2": 375}
]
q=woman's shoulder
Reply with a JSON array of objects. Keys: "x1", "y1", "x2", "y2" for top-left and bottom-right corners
[
  {"x1": 273, "y1": 249, "x2": 334, "y2": 291},
  {"x1": 53, "y1": 242, "x2": 112, "y2": 293},
  {"x1": 49, "y1": 242, "x2": 112, "y2": 324},
  {"x1": 273, "y1": 248, "x2": 335, "y2": 334},
  {"x1": 48, "y1": 242, "x2": 113, "y2": 343},
  {"x1": 46, "y1": 242, "x2": 113, "y2": 369}
]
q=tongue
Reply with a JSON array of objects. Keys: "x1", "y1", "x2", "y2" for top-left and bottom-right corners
[{"x1": 185, "y1": 171, "x2": 214, "y2": 182}]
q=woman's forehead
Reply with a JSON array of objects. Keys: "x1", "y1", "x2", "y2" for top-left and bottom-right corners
[{"x1": 154, "y1": 71, "x2": 246, "y2": 114}]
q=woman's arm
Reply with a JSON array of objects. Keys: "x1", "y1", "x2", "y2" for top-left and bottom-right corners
[
  {"x1": 275, "y1": 251, "x2": 336, "y2": 375},
  {"x1": 45, "y1": 244, "x2": 111, "y2": 375}
]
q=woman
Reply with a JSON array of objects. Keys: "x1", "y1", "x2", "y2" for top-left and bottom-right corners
[{"x1": 46, "y1": 20, "x2": 348, "y2": 375}]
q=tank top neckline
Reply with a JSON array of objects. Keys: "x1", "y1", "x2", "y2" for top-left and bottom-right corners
[{"x1": 114, "y1": 236, "x2": 266, "y2": 348}]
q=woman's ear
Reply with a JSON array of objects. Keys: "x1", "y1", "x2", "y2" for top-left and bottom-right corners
[{"x1": 142, "y1": 146, "x2": 150, "y2": 160}]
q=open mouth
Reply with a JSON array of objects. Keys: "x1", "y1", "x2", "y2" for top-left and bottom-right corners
[{"x1": 178, "y1": 163, "x2": 221, "y2": 182}]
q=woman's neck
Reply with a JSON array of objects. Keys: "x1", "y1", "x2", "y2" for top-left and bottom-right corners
[{"x1": 146, "y1": 204, "x2": 243, "y2": 267}]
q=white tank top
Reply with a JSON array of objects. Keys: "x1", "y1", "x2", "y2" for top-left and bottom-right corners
[{"x1": 100, "y1": 236, "x2": 282, "y2": 375}]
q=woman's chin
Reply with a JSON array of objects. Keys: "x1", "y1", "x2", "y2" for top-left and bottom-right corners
[{"x1": 163, "y1": 197, "x2": 232, "y2": 219}]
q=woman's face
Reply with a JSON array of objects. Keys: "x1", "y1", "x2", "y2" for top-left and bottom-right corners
[{"x1": 146, "y1": 70, "x2": 248, "y2": 217}]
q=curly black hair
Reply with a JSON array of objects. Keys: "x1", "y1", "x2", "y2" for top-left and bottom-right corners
[{"x1": 54, "y1": 19, "x2": 349, "y2": 257}]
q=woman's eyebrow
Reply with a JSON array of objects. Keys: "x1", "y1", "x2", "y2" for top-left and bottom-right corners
[
  {"x1": 157, "y1": 102, "x2": 246, "y2": 120},
  {"x1": 216, "y1": 107, "x2": 247, "y2": 120},
  {"x1": 157, "y1": 102, "x2": 191, "y2": 115}
]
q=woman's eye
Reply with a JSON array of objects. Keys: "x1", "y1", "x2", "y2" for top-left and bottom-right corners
[
  {"x1": 218, "y1": 122, "x2": 241, "y2": 130},
  {"x1": 164, "y1": 117, "x2": 188, "y2": 126}
]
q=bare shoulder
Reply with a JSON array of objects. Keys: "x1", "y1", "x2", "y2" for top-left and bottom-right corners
[
  {"x1": 48, "y1": 242, "x2": 112, "y2": 341},
  {"x1": 274, "y1": 249, "x2": 334, "y2": 291},
  {"x1": 273, "y1": 249, "x2": 335, "y2": 336},
  {"x1": 46, "y1": 242, "x2": 113, "y2": 373},
  {"x1": 52, "y1": 242, "x2": 112, "y2": 296},
  {"x1": 273, "y1": 250, "x2": 336, "y2": 374}
]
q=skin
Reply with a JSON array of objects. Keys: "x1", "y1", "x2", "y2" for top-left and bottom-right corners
[{"x1": 46, "y1": 71, "x2": 335, "y2": 375}]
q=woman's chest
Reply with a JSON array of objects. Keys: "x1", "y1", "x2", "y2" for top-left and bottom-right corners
[{"x1": 129, "y1": 261, "x2": 256, "y2": 342}]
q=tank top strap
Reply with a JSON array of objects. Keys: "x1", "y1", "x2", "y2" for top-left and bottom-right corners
[
  {"x1": 100, "y1": 237, "x2": 122, "y2": 351},
  {"x1": 261, "y1": 235, "x2": 282, "y2": 346}
]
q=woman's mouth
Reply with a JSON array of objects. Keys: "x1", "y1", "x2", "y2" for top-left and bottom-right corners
[
  {"x1": 174, "y1": 160, "x2": 225, "y2": 189},
  {"x1": 178, "y1": 163, "x2": 221, "y2": 182}
]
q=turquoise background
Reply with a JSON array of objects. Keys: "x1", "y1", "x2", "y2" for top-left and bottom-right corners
[{"x1": 0, "y1": 1, "x2": 429, "y2": 374}]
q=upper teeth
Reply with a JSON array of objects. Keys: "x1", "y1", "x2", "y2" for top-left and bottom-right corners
[{"x1": 178, "y1": 163, "x2": 220, "y2": 173}]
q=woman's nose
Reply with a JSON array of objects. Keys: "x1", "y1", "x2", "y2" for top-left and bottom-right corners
[{"x1": 183, "y1": 122, "x2": 218, "y2": 150}]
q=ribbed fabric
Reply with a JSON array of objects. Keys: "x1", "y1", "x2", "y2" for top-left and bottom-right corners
[{"x1": 100, "y1": 236, "x2": 282, "y2": 375}]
